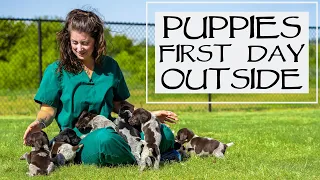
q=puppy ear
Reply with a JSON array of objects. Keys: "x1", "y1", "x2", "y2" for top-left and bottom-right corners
[
  {"x1": 62, "y1": 135, "x2": 71, "y2": 144},
  {"x1": 120, "y1": 101, "x2": 134, "y2": 113},
  {"x1": 41, "y1": 131, "x2": 49, "y2": 145},
  {"x1": 29, "y1": 134, "x2": 37, "y2": 146},
  {"x1": 186, "y1": 129, "x2": 195, "y2": 140},
  {"x1": 25, "y1": 136, "x2": 32, "y2": 146},
  {"x1": 67, "y1": 129, "x2": 76, "y2": 137},
  {"x1": 78, "y1": 110, "x2": 89, "y2": 120},
  {"x1": 140, "y1": 110, "x2": 152, "y2": 124}
]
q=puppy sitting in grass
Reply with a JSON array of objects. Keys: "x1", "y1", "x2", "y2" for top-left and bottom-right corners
[
  {"x1": 128, "y1": 108, "x2": 161, "y2": 171},
  {"x1": 115, "y1": 103, "x2": 145, "y2": 166},
  {"x1": 176, "y1": 128, "x2": 234, "y2": 158},
  {"x1": 20, "y1": 131, "x2": 55, "y2": 176}
]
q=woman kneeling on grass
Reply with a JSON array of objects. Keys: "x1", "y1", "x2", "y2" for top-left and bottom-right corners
[{"x1": 23, "y1": 8, "x2": 178, "y2": 166}]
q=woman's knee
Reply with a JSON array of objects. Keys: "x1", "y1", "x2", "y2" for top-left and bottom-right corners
[
  {"x1": 80, "y1": 128, "x2": 135, "y2": 165},
  {"x1": 159, "y1": 124, "x2": 175, "y2": 153}
]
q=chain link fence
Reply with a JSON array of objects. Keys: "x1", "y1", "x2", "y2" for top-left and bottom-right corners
[{"x1": 0, "y1": 18, "x2": 319, "y2": 115}]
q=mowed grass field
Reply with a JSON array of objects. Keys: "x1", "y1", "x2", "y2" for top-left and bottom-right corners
[{"x1": 0, "y1": 109, "x2": 319, "y2": 179}]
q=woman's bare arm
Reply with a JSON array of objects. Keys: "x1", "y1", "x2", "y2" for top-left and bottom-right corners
[{"x1": 36, "y1": 104, "x2": 57, "y2": 127}]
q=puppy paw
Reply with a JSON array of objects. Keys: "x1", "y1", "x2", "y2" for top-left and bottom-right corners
[{"x1": 19, "y1": 153, "x2": 27, "y2": 160}]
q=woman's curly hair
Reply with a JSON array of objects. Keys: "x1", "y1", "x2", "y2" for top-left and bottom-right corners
[{"x1": 56, "y1": 9, "x2": 106, "y2": 74}]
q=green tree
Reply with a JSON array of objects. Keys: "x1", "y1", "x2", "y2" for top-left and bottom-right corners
[
  {"x1": 0, "y1": 20, "x2": 61, "y2": 89},
  {"x1": 0, "y1": 20, "x2": 26, "y2": 62}
]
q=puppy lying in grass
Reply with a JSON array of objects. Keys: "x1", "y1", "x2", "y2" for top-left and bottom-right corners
[
  {"x1": 50, "y1": 141, "x2": 83, "y2": 166},
  {"x1": 176, "y1": 128, "x2": 234, "y2": 158},
  {"x1": 20, "y1": 131, "x2": 55, "y2": 176}
]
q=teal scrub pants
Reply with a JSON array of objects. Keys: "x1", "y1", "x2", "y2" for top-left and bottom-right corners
[{"x1": 76, "y1": 124, "x2": 175, "y2": 166}]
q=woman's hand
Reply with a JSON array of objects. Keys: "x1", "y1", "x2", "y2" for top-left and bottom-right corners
[
  {"x1": 23, "y1": 104, "x2": 56, "y2": 145},
  {"x1": 152, "y1": 110, "x2": 178, "y2": 126},
  {"x1": 23, "y1": 120, "x2": 42, "y2": 145}
]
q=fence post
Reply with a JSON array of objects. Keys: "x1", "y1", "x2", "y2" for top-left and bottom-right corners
[
  {"x1": 38, "y1": 20, "x2": 42, "y2": 83},
  {"x1": 208, "y1": 94, "x2": 212, "y2": 112}
]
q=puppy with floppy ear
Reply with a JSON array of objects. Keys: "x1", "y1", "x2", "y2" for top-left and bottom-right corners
[
  {"x1": 75, "y1": 110, "x2": 118, "y2": 138},
  {"x1": 129, "y1": 108, "x2": 152, "y2": 126},
  {"x1": 128, "y1": 108, "x2": 162, "y2": 171},
  {"x1": 115, "y1": 104, "x2": 145, "y2": 166},
  {"x1": 20, "y1": 131, "x2": 55, "y2": 176},
  {"x1": 75, "y1": 110, "x2": 97, "y2": 131},
  {"x1": 25, "y1": 130, "x2": 50, "y2": 151},
  {"x1": 120, "y1": 101, "x2": 134, "y2": 114},
  {"x1": 53, "y1": 128, "x2": 81, "y2": 146},
  {"x1": 176, "y1": 128, "x2": 234, "y2": 158}
]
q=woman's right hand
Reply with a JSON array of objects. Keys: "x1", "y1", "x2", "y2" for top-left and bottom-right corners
[
  {"x1": 23, "y1": 104, "x2": 56, "y2": 145},
  {"x1": 23, "y1": 120, "x2": 42, "y2": 145}
]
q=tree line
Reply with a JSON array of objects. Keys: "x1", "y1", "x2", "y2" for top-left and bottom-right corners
[
  {"x1": 0, "y1": 20, "x2": 155, "y2": 90},
  {"x1": 0, "y1": 20, "x2": 318, "y2": 91}
]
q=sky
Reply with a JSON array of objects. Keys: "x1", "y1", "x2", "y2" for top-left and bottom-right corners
[{"x1": 0, "y1": 0, "x2": 318, "y2": 26}]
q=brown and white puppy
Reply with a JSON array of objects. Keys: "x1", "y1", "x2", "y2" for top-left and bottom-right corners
[
  {"x1": 114, "y1": 104, "x2": 144, "y2": 166},
  {"x1": 75, "y1": 110, "x2": 117, "y2": 138},
  {"x1": 20, "y1": 131, "x2": 55, "y2": 176},
  {"x1": 176, "y1": 128, "x2": 234, "y2": 158},
  {"x1": 50, "y1": 141, "x2": 83, "y2": 166},
  {"x1": 53, "y1": 128, "x2": 81, "y2": 146},
  {"x1": 75, "y1": 110, "x2": 97, "y2": 132},
  {"x1": 128, "y1": 108, "x2": 161, "y2": 171}
]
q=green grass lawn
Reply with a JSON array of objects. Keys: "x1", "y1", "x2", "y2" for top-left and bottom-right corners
[{"x1": 1, "y1": 108, "x2": 319, "y2": 179}]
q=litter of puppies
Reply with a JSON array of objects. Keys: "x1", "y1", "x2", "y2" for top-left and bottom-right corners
[
  {"x1": 20, "y1": 105, "x2": 234, "y2": 176},
  {"x1": 20, "y1": 128, "x2": 83, "y2": 176}
]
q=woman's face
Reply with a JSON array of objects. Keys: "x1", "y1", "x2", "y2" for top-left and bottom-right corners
[{"x1": 70, "y1": 30, "x2": 95, "y2": 62}]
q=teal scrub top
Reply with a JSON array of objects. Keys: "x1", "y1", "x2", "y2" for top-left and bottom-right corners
[{"x1": 34, "y1": 56, "x2": 130, "y2": 130}]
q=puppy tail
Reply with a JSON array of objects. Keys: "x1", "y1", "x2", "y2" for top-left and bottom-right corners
[
  {"x1": 72, "y1": 144, "x2": 84, "y2": 151},
  {"x1": 226, "y1": 142, "x2": 234, "y2": 147}
]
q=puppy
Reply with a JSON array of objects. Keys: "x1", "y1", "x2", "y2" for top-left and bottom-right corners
[
  {"x1": 24, "y1": 131, "x2": 49, "y2": 151},
  {"x1": 53, "y1": 128, "x2": 81, "y2": 146},
  {"x1": 75, "y1": 110, "x2": 118, "y2": 138},
  {"x1": 20, "y1": 131, "x2": 55, "y2": 176},
  {"x1": 113, "y1": 100, "x2": 134, "y2": 126},
  {"x1": 115, "y1": 104, "x2": 144, "y2": 166},
  {"x1": 128, "y1": 108, "x2": 161, "y2": 171},
  {"x1": 50, "y1": 141, "x2": 83, "y2": 166},
  {"x1": 176, "y1": 128, "x2": 234, "y2": 158}
]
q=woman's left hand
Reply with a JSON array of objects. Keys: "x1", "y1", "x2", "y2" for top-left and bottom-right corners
[{"x1": 152, "y1": 110, "x2": 178, "y2": 126}]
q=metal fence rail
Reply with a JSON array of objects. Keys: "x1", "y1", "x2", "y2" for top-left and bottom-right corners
[{"x1": 0, "y1": 18, "x2": 319, "y2": 115}]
